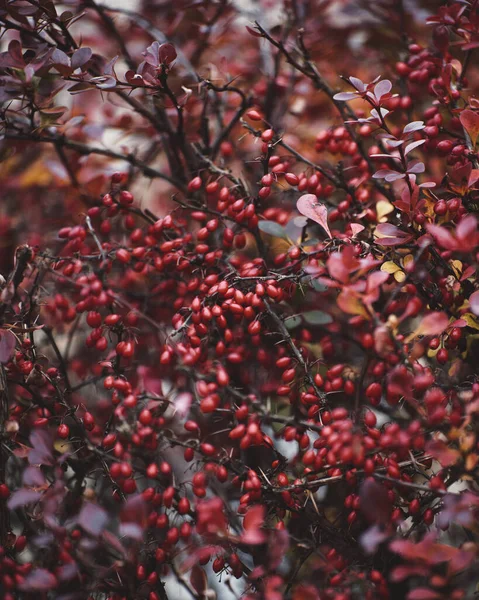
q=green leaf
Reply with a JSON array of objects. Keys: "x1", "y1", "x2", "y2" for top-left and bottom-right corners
[
  {"x1": 258, "y1": 220, "x2": 288, "y2": 239},
  {"x1": 302, "y1": 310, "x2": 333, "y2": 325},
  {"x1": 284, "y1": 315, "x2": 302, "y2": 330},
  {"x1": 308, "y1": 278, "x2": 328, "y2": 292}
]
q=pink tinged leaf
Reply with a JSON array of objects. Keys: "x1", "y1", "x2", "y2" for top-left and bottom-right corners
[
  {"x1": 327, "y1": 253, "x2": 351, "y2": 284},
  {"x1": 8, "y1": 489, "x2": 41, "y2": 510},
  {"x1": 403, "y1": 121, "x2": 425, "y2": 134},
  {"x1": 367, "y1": 271, "x2": 389, "y2": 292},
  {"x1": 456, "y1": 214, "x2": 478, "y2": 241},
  {"x1": 296, "y1": 194, "x2": 332, "y2": 237},
  {"x1": 0, "y1": 329, "x2": 16, "y2": 363},
  {"x1": 242, "y1": 505, "x2": 266, "y2": 544},
  {"x1": 174, "y1": 391, "x2": 193, "y2": 417},
  {"x1": 333, "y1": 91, "x2": 358, "y2": 101},
  {"x1": 77, "y1": 502, "x2": 108, "y2": 537},
  {"x1": 470, "y1": 291, "x2": 479, "y2": 316},
  {"x1": 404, "y1": 139, "x2": 425, "y2": 155},
  {"x1": 350, "y1": 223, "x2": 365, "y2": 237},
  {"x1": 19, "y1": 569, "x2": 57, "y2": 592},
  {"x1": 425, "y1": 224, "x2": 456, "y2": 250},
  {"x1": 375, "y1": 223, "x2": 412, "y2": 246},
  {"x1": 407, "y1": 589, "x2": 442, "y2": 600},
  {"x1": 468, "y1": 169, "x2": 479, "y2": 188},
  {"x1": 416, "y1": 312, "x2": 450, "y2": 336},
  {"x1": 460, "y1": 109, "x2": 479, "y2": 147},
  {"x1": 373, "y1": 169, "x2": 405, "y2": 182},
  {"x1": 407, "y1": 161, "x2": 425, "y2": 174},
  {"x1": 71, "y1": 47, "x2": 92, "y2": 69},
  {"x1": 374, "y1": 79, "x2": 392, "y2": 101},
  {"x1": 426, "y1": 440, "x2": 461, "y2": 468}
]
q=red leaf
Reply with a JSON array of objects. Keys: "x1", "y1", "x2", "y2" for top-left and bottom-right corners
[
  {"x1": 158, "y1": 43, "x2": 177, "y2": 66},
  {"x1": 297, "y1": 194, "x2": 332, "y2": 238},
  {"x1": 426, "y1": 439, "x2": 460, "y2": 467},
  {"x1": 359, "y1": 479, "x2": 391, "y2": 525},
  {"x1": 460, "y1": 109, "x2": 479, "y2": 147},
  {"x1": 190, "y1": 565, "x2": 207, "y2": 595}
]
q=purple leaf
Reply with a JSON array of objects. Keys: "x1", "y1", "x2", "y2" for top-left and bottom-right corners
[
  {"x1": 77, "y1": 502, "x2": 108, "y2": 537},
  {"x1": 51, "y1": 48, "x2": 70, "y2": 67},
  {"x1": 297, "y1": 194, "x2": 332, "y2": 238},
  {"x1": 403, "y1": 121, "x2": 425, "y2": 134},
  {"x1": 407, "y1": 161, "x2": 425, "y2": 174},
  {"x1": 8, "y1": 489, "x2": 41, "y2": 510},
  {"x1": 103, "y1": 55, "x2": 119, "y2": 76},
  {"x1": 384, "y1": 139, "x2": 404, "y2": 148},
  {"x1": 23, "y1": 466, "x2": 46, "y2": 487},
  {"x1": 29, "y1": 430, "x2": 54, "y2": 466},
  {"x1": 119, "y1": 523, "x2": 144, "y2": 540},
  {"x1": 19, "y1": 569, "x2": 57, "y2": 592},
  {"x1": 404, "y1": 139, "x2": 425, "y2": 155},
  {"x1": 0, "y1": 329, "x2": 16, "y2": 363},
  {"x1": 71, "y1": 47, "x2": 92, "y2": 69}
]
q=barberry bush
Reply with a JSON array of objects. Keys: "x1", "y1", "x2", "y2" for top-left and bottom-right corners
[{"x1": 1, "y1": 1, "x2": 479, "y2": 599}]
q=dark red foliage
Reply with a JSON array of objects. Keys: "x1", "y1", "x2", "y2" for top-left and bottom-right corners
[{"x1": 1, "y1": 1, "x2": 479, "y2": 600}]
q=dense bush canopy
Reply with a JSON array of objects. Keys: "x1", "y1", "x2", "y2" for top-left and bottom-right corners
[{"x1": 1, "y1": 1, "x2": 479, "y2": 599}]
